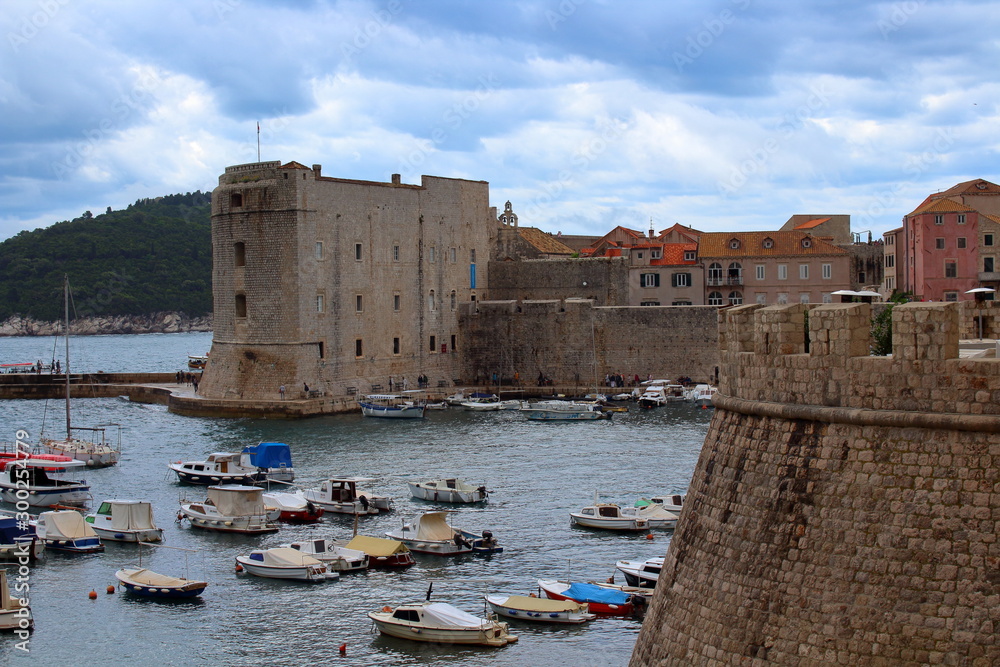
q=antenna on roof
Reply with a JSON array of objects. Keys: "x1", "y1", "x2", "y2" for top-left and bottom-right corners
[{"x1": 256, "y1": 121, "x2": 261, "y2": 163}]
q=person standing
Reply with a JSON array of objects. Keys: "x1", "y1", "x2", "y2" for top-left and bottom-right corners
[
  {"x1": 402, "y1": 376, "x2": 409, "y2": 391},
  {"x1": 279, "y1": 385, "x2": 286, "y2": 400}
]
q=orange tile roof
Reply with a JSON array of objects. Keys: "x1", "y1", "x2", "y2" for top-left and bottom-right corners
[
  {"x1": 698, "y1": 231, "x2": 848, "y2": 258},
  {"x1": 794, "y1": 217, "x2": 830, "y2": 230},
  {"x1": 906, "y1": 198, "x2": 977, "y2": 217},
  {"x1": 517, "y1": 227, "x2": 576, "y2": 255},
  {"x1": 934, "y1": 178, "x2": 1000, "y2": 198},
  {"x1": 651, "y1": 243, "x2": 697, "y2": 265}
]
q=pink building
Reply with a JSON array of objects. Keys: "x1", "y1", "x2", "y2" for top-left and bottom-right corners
[{"x1": 900, "y1": 198, "x2": 981, "y2": 301}]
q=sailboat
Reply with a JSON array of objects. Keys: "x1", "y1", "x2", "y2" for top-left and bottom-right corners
[{"x1": 39, "y1": 276, "x2": 121, "y2": 467}]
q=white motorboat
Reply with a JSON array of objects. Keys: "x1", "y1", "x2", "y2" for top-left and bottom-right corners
[
  {"x1": 239, "y1": 442, "x2": 295, "y2": 482},
  {"x1": 358, "y1": 394, "x2": 425, "y2": 419},
  {"x1": 344, "y1": 535, "x2": 415, "y2": 568},
  {"x1": 236, "y1": 547, "x2": 338, "y2": 582},
  {"x1": 615, "y1": 556, "x2": 663, "y2": 589},
  {"x1": 637, "y1": 493, "x2": 686, "y2": 514},
  {"x1": 637, "y1": 385, "x2": 669, "y2": 408},
  {"x1": 36, "y1": 510, "x2": 104, "y2": 553},
  {"x1": 570, "y1": 503, "x2": 650, "y2": 531},
  {"x1": 169, "y1": 452, "x2": 263, "y2": 485},
  {"x1": 461, "y1": 399, "x2": 503, "y2": 411},
  {"x1": 85, "y1": 499, "x2": 163, "y2": 542},
  {"x1": 385, "y1": 511, "x2": 502, "y2": 555},
  {"x1": 262, "y1": 491, "x2": 325, "y2": 522},
  {"x1": 407, "y1": 478, "x2": 488, "y2": 503},
  {"x1": 687, "y1": 383, "x2": 717, "y2": 406},
  {"x1": 0, "y1": 569, "x2": 31, "y2": 632},
  {"x1": 444, "y1": 391, "x2": 468, "y2": 405},
  {"x1": 368, "y1": 601, "x2": 518, "y2": 646},
  {"x1": 520, "y1": 402, "x2": 611, "y2": 421},
  {"x1": 301, "y1": 477, "x2": 392, "y2": 515},
  {"x1": 485, "y1": 594, "x2": 596, "y2": 624},
  {"x1": 282, "y1": 538, "x2": 369, "y2": 572},
  {"x1": 632, "y1": 502, "x2": 679, "y2": 529},
  {"x1": 0, "y1": 457, "x2": 91, "y2": 507},
  {"x1": 179, "y1": 485, "x2": 279, "y2": 534}
]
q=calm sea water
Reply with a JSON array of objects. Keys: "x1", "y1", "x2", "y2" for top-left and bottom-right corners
[{"x1": 0, "y1": 332, "x2": 712, "y2": 666}]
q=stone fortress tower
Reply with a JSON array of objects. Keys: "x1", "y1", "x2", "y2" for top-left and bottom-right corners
[
  {"x1": 197, "y1": 161, "x2": 495, "y2": 401},
  {"x1": 632, "y1": 302, "x2": 1000, "y2": 665}
]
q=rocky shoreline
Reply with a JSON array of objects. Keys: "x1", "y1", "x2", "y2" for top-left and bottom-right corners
[{"x1": 0, "y1": 312, "x2": 213, "y2": 336}]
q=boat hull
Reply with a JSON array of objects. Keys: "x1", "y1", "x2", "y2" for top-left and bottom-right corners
[
  {"x1": 367, "y1": 613, "x2": 515, "y2": 646},
  {"x1": 521, "y1": 408, "x2": 609, "y2": 421},
  {"x1": 235, "y1": 557, "x2": 336, "y2": 582},
  {"x1": 40, "y1": 440, "x2": 119, "y2": 467},
  {"x1": 91, "y1": 526, "x2": 164, "y2": 543},
  {"x1": 0, "y1": 484, "x2": 91, "y2": 507},
  {"x1": 42, "y1": 537, "x2": 104, "y2": 554},
  {"x1": 180, "y1": 505, "x2": 279, "y2": 534},
  {"x1": 0, "y1": 539, "x2": 43, "y2": 563},
  {"x1": 569, "y1": 514, "x2": 649, "y2": 531},
  {"x1": 407, "y1": 483, "x2": 487, "y2": 504},
  {"x1": 168, "y1": 467, "x2": 265, "y2": 486},
  {"x1": 485, "y1": 596, "x2": 595, "y2": 624},
  {"x1": 359, "y1": 403, "x2": 425, "y2": 419},
  {"x1": 537, "y1": 581, "x2": 634, "y2": 615},
  {"x1": 115, "y1": 570, "x2": 207, "y2": 598}
]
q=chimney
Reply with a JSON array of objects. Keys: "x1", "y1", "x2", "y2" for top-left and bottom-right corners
[
  {"x1": 391, "y1": 174, "x2": 401, "y2": 185},
  {"x1": 312, "y1": 164, "x2": 322, "y2": 177}
]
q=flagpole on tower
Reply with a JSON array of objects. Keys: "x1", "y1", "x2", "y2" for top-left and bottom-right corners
[{"x1": 257, "y1": 121, "x2": 261, "y2": 162}]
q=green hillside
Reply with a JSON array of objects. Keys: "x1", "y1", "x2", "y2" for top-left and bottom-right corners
[{"x1": 0, "y1": 192, "x2": 213, "y2": 321}]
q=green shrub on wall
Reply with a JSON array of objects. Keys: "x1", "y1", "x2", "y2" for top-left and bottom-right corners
[{"x1": 870, "y1": 292, "x2": 912, "y2": 355}]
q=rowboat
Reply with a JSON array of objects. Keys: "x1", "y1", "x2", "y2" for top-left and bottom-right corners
[
  {"x1": 368, "y1": 601, "x2": 518, "y2": 646},
  {"x1": 536, "y1": 579, "x2": 636, "y2": 615},
  {"x1": 485, "y1": 594, "x2": 596, "y2": 624},
  {"x1": 115, "y1": 568, "x2": 208, "y2": 599}
]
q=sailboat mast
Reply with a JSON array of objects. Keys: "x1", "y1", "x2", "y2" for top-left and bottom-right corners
[{"x1": 64, "y1": 275, "x2": 71, "y2": 439}]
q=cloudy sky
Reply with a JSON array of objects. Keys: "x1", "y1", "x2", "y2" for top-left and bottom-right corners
[{"x1": 2, "y1": 0, "x2": 998, "y2": 243}]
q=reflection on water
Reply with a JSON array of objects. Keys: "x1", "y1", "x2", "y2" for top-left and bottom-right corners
[{"x1": 0, "y1": 333, "x2": 712, "y2": 666}]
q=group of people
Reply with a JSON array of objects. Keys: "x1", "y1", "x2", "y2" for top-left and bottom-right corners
[
  {"x1": 175, "y1": 371, "x2": 199, "y2": 392},
  {"x1": 603, "y1": 373, "x2": 642, "y2": 388}
]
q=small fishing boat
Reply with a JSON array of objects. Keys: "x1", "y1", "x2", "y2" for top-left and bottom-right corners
[
  {"x1": 187, "y1": 354, "x2": 208, "y2": 370},
  {"x1": 240, "y1": 442, "x2": 295, "y2": 483},
  {"x1": 385, "y1": 511, "x2": 502, "y2": 555},
  {"x1": 520, "y1": 403, "x2": 611, "y2": 421},
  {"x1": 358, "y1": 394, "x2": 425, "y2": 419},
  {"x1": 301, "y1": 477, "x2": 392, "y2": 515},
  {"x1": 407, "y1": 478, "x2": 488, "y2": 503},
  {"x1": 0, "y1": 569, "x2": 31, "y2": 632},
  {"x1": 485, "y1": 594, "x2": 596, "y2": 624},
  {"x1": 686, "y1": 383, "x2": 717, "y2": 406},
  {"x1": 235, "y1": 547, "x2": 338, "y2": 582},
  {"x1": 632, "y1": 502, "x2": 679, "y2": 529},
  {"x1": 344, "y1": 535, "x2": 415, "y2": 568},
  {"x1": 615, "y1": 556, "x2": 663, "y2": 589},
  {"x1": 461, "y1": 399, "x2": 503, "y2": 411},
  {"x1": 178, "y1": 485, "x2": 279, "y2": 535},
  {"x1": 168, "y1": 452, "x2": 264, "y2": 486},
  {"x1": 36, "y1": 510, "x2": 104, "y2": 553},
  {"x1": 368, "y1": 601, "x2": 518, "y2": 646},
  {"x1": 85, "y1": 499, "x2": 163, "y2": 542},
  {"x1": 0, "y1": 457, "x2": 91, "y2": 507},
  {"x1": 0, "y1": 516, "x2": 43, "y2": 563},
  {"x1": 537, "y1": 579, "x2": 636, "y2": 615},
  {"x1": 570, "y1": 503, "x2": 650, "y2": 531},
  {"x1": 638, "y1": 493, "x2": 686, "y2": 514},
  {"x1": 115, "y1": 568, "x2": 208, "y2": 599},
  {"x1": 262, "y1": 491, "x2": 324, "y2": 522},
  {"x1": 282, "y1": 538, "x2": 369, "y2": 572}
]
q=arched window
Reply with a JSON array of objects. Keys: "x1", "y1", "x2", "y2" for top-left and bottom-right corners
[
  {"x1": 708, "y1": 291, "x2": 724, "y2": 306},
  {"x1": 727, "y1": 262, "x2": 743, "y2": 284},
  {"x1": 429, "y1": 290, "x2": 436, "y2": 311},
  {"x1": 728, "y1": 291, "x2": 743, "y2": 305},
  {"x1": 450, "y1": 290, "x2": 456, "y2": 310},
  {"x1": 708, "y1": 262, "x2": 723, "y2": 285}
]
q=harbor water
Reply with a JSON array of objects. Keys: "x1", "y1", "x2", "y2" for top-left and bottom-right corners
[{"x1": 0, "y1": 332, "x2": 712, "y2": 666}]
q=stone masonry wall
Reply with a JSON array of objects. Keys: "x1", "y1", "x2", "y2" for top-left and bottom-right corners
[
  {"x1": 487, "y1": 257, "x2": 631, "y2": 306},
  {"x1": 459, "y1": 299, "x2": 720, "y2": 386},
  {"x1": 631, "y1": 302, "x2": 1000, "y2": 666}
]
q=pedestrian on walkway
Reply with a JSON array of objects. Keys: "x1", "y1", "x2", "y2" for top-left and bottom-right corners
[{"x1": 279, "y1": 385, "x2": 285, "y2": 400}]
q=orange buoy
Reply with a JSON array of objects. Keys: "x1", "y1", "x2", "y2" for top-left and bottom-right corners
[
  {"x1": 381, "y1": 605, "x2": 391, "y2": 612},
  {"x1": 339, "y1": 643, "x2": 347, "y2": 655},
  {"x1": 106, "y1": 585, "x2": 115, "y2": 594},
  {"x1": 88, "y1": 590, "x2": 98, "y2": 600},
  {"x1": 235, "y1": 564, "x2": 244, "y2": 572},
  {"x1": 646, "y1": 533, "x2": 655, "y2": 540}
]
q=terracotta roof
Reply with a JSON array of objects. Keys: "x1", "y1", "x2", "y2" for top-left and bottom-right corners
[
  {"x1": 516, "y1": 227, "x2": 576, "y2": 255},
  {"x1": 934, "y1": 178, "x2": 1000, "y2": 198},
  {"x1": 280, "y1": 161, "x2": 311, "y2": 170},
  {"x1": 906, "y1": 198, "x2": 977, "y2": 217},
  {"x1": 650, "y1": 243, "x2": 697, "y2": 265},
  {"x1": 698, "y1": 231, "x2": 848, "y2": 258},
  {"x1": 657, "y1": 223, "x2": 702, "y2": 242},
  {"x1": 794, "y1": 217, "x2": 830, "y2": 230}
]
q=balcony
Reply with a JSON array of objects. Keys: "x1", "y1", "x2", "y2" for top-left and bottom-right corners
[{"x1": 977, "y1": 271, "x2": 1000, "y2": 282}]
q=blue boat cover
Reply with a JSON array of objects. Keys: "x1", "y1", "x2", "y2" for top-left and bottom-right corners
[
  {"x1": 562, "y1": 583, "x2": 631, "y2": 605},
  {"x1": 0, "y1": 517, "x2": 32, "y2": 543},
  {"x1": 242, "y1": 442, "x2": 293, "y2": 469},
  {"x1": 470, "y1": 392, "x2": 495, "y2": 399}
]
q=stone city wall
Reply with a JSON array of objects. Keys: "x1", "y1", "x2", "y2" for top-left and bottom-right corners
[
  {"x1": 487, "y1": 257, "x2": 631, "y2": 307},
  {"x1": 459, "y1": 298, "x2": 720, "y2": 386},
  {"x1": 631, "y1": 302, "x2": 1000, "y2": 666}
]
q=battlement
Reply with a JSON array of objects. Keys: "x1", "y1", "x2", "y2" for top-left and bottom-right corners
[{"x1": 719, "y1": 302, "x2": 1000, "y2": 417}]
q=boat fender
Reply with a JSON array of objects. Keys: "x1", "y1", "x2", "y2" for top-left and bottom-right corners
[{"x1": 176, "y1": 512, "x2": 184, "y2": 522}]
